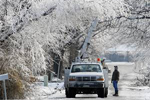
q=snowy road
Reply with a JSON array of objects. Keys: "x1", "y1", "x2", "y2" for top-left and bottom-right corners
[{"x1": 48, "y1": 62, "x2": 150, "y2": 100}]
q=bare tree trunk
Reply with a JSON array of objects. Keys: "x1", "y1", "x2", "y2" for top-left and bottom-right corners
[
  {"x1": 69, "y1": 43, "x2": 78, "y2": 65},
  {"x1": 59, "y1": 49, "x2": 65, "y2": 79}
]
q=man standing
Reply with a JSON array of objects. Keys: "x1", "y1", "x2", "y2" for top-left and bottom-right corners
[
  {"x1": 111, "y1": 66, "x2": 120, "y2": 96},
  {"x1": 101, "y1": 58, "x2": 108, "y2": 69}
]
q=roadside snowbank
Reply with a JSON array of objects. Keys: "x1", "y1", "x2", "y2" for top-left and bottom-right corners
[
  {"x1": 25, "y1": 82, "x2": 64, "y2": 99},
  {"x1": 36, "y1": 76, "x2": 62, "y2": 82}
]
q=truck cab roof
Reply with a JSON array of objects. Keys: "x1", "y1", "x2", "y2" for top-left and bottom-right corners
[{"x1": 71, "y1": 62, "x2": 101, "y2": 65}]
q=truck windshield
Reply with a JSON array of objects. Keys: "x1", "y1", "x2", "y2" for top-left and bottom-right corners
[{"x1": 71, "y1": 64, "x2": 102, "y2": 73}]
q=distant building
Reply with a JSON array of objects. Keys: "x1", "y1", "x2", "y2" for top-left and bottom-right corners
[{"x1": 102, "y1": 45, "x2": 135, "y2": 62}]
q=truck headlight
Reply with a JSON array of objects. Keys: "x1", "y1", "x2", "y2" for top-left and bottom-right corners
[
  {"x1": 69, "y1": 76, "x2": 76, "y2": 81},
  {"x1": 97, "y1": 76, "x2": 104, "y2": 81}
]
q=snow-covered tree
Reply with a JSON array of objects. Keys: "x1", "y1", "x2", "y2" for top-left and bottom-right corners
[
  {"x1": 0, "y1": 0, "x2": 129, "y2": 98},
  {"x1": 102, "y1": 0, "x2": 150, "y2": 86}
]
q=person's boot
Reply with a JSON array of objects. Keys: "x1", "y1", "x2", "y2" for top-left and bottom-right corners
[
  {"x1": 113, "y1": 91, "x2": 117, "y2": 96},
  {"x1": 113, "y1": 93, "x2": 116, "y2": 96},
  {"x1": 115, "y1": 90, "x2": 119, "y2": 96},
  {"x1": 113, "y1": 90, "x2": 118, "y2": 96}
]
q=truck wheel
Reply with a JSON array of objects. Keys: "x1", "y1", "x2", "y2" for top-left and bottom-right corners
[
  {"x1": 68, "y1": 88, "x2": 76, "y2": 98},
  {"x1": 105, "y1": 88, "x2": 108, "y2": 97},
  {"x1": 65, "y1": 88, "x2": 70, "y2": 98},
  {"x1": 98, "y1": 88, "x2": 105, "y2": 98}
]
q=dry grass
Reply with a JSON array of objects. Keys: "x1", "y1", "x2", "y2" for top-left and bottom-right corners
[{"x1": 0, "y1": 69, "x2": 30, "y2": 99}]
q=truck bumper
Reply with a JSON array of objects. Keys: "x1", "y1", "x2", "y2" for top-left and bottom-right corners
[{"x1": 69, "y1": 81, "x2": 104, "y2": 88}]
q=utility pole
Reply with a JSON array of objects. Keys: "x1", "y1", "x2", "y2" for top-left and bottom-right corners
[
  {"x1": 5, "y1": 0, "x2": 7, "y2": 16},
  {"x1": 76, "y1": 18, "x2": 98, "y2": 62}
]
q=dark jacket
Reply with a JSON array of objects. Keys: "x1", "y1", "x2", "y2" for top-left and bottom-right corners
[{"x1": 111, "y1": 70, "x2": 119, "y2": 81}]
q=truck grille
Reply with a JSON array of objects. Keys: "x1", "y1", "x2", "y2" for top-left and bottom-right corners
[
  {"x1": 76, "y1": 76, "x2": 96, "y2": 81},
  {"x1": 83, "y1": 77, "x2": 90, "y2": 81},
  {"x1": 91, "y1": 77, "x2": 96, "y2": 81}
]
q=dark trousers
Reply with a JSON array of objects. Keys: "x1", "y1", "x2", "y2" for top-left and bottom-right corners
[{"x1": 113, "y1": 81, "x2": 118, "y2": 93}]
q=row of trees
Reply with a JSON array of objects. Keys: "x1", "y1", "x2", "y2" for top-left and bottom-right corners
[
  {"x1": 108, "y1": 0, "x2": 150, "y2": 86},
  {"x1": 0, "y1": 0, "x2": 149, "y2": 99}
]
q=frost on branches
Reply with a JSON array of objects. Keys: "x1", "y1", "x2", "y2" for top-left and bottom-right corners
[
  {"x1": 105, "y1": 0, "x2": 150, "y2": 86},
  {"x1": 0, "y1": 0, "x2": 129, "y2": 99}
]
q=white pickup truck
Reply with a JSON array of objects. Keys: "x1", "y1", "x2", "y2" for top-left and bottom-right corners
[{"x1": 64, "y1": 62, "x2": 109, "y2": 98}]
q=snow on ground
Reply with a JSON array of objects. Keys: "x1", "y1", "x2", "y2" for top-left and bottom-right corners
[
  {"x1": 36, "y1": 76, "x2": 62, "y2": 82},
  {"x1": 108, "y1": 62, "x2": 150, "y2": 100},
  {"x1": 25, "y1": 81, "x2": 64, "y2": 100},
  {"x1": 26, "y1": 62, "x2": 150, "y2": 100},
  {"x1": 106, "y1": 62, "x2": 135, "y2": 66},
  {"x1": 117, "y1": 72, "x2": 150, "y2": 98}
]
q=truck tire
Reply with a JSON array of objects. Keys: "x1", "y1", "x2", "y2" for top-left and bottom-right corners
[
  {"x1": 68, "y1": 88, "x2": 76, "y2": 98},
  {"x1": 105, "y1": 88, "x2": 108, "y2": 97},
  {"x1": 65, "y1": 88, "x2": 70, "y2": 98},
  {"x1": 98, "y1": 88, "x2": 105, "y2": 98}
]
